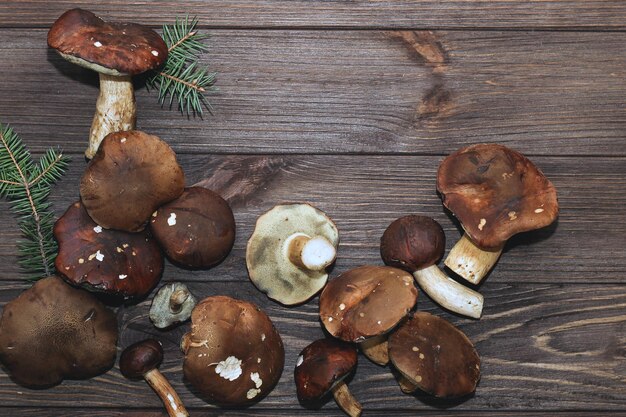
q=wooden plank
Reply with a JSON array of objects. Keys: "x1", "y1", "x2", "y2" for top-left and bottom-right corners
[{"x1": 0, "y1": 30, "x2": 625, "y2": 156}]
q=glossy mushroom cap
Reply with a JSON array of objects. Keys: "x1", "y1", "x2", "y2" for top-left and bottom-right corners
[
  {"x1": 120, "y1": 339, "x2": 163, "y2": 380},
  {"x1": 150, "y1": 187, "x2": 236, "y2": 269},
  {"x1": 437, "y1": 143, "x2": 558, "y2": 250},
  {"x1": 48, "y1": 8, "x2": 167, "y2": 76},
  {"x1": 0, "y1": 276, "x2": 118, "y2": 388},
  {"x1": 80, "y1": 130, "x2": 185, "y2": 232},
  {"x1": 388, "y1": 312, "x2": 480, "y2": 398},
  {"x1": 319, "y1": 265, "x2": 418, "y2": 342},
  {"x1": 181, "y1": 296, "x2": 285, "y2": 406},
  {"x1": 54, "y1": 201, "x2": 164, "y2": 300}
]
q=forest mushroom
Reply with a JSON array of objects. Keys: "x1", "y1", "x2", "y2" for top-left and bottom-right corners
[
  {"x1": 295, "y1": 338, "x2": 362, "y2": 417},
  {"x1": 48, "y1": 8, "x2": 168, "y2": 158},
  {"x1": 120, "y1": 339, "x2": 189, "y2": 417},
  {"x1": 149, "y1": 283, "x2": 197, "y2": 329},
  {"x1": 319, "y1": 265, "x2": 418, "y2": 366},
  {"x1": 0, "y1": 276, "x2": 117, "y2": 388},
  {"x1": 80, "y1": 130, "x2": 185, "y2": 232},
  {"x1": 54, "y1": 201, "x2": 164, "y2": 300},
  {"x1": 437, "y1": 144, "x2": 559, "y2": 284},
  {"x1": 150, "y1": 187, "x2": 236, "y2": 268},
  {"x1": 380, "y1": 215, "x2": 483, "y2": 319},
  {"x1": 181, "y1": 296, "x2": 284, "y2": 406},
  {"x1": 388, "y1": 311, "x2": 480, "y2": 398},
  {"x1": 247, "y1": 203, "x2": 339, "y2": 305}
]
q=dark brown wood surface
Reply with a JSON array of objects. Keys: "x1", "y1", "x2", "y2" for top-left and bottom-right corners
[{"x1": 0, "y1": 1, "x2": 625, "y2": 416}]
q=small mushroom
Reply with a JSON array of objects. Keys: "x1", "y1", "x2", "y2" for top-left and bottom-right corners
[
  {"x1": 80, "y1": 130, "x2": 185, "y2": 232},
  {"x1": 437, "y1": 144, "x2": 559, "y2": 284},
  {"x1": 388, "y1": 311, "x2": 480, "y2": 398},
  {"x1": 319, "y1": 265, "x2": 418, "y2": 366},
  {"x1": 48, "y1": 8, "x2": 168, "y2": 158},
  {"x1": 120, "y1": 339, "x2": 189, "y2": 417},
  {"x1": 295, "y1": 338, "x2": 362, "y2": 417},
  {"x1": 380, "y1": 215, "x2": 483, "y2": 319},
  {"x1": 247, "y1": 203, "x2": 339, "y2": 305},
  {"x1": 150, "y1": 187, "x2": 236, "y2": 268},
  {"x1": 0, "y1": 276, "x2": 118, "y2": 388},
  {"x1": 181, "y1": 296, "x2": 284, "y2": 406},
  {"x1": 149, "y1": 283, "x2": 197, "y2": 329}
]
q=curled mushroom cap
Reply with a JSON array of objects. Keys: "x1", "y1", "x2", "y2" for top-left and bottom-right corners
[
  {"x1": 80, "y1": 130, "x2": 185, "y2": 232},
  {"x1": 181, "y1": 296, "x2": 284, "y2": 406},
  {"x1": 54, "y1": 201, "x2": 164, "y2": 299},
  {"x1": 149, "y1": 282, "x2": 197, "y2": 329},
  {"x1": 0, "y1": 276, "x2": 118, "y2": 388}
]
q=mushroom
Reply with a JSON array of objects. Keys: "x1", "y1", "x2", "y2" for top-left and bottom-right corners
[
  {"x1": 247, "y1": 203, "x2": 339, "y2": 305},
  {"x1": 380, "y1": 215, "x2": 483, "y2": 319},
  {"x1": 54, "y1": 201, "x2": 164, "y2": 300},
  {"x1": 319, "y1": 265, "x2": 418, "y2": 366},
  {"x1": 120, "y1": 339, "x2": 189, "y2": 417},
  {"x1": 388, "y1": 311, "x2": 480, "y2": 398},
  {"x1": 150, "y1": 187, "x2": 236, "y2": 269},
  {"x1": 48, "y1": 8, "x2": 168, "y2": 158},
  {"x1": 437, "y1": 143, "x2": 559, "y2": 284},
  {"x1": 295, "y1": 338, "x2": 362, "y2": 417},
  {"x1": 181, "y1": 296, "x2": 284, "y2": 406},
  {"x1": 149, "y1": 283, "x2": 197, "y2": 329},
  {"x1": 0, "y1": 276, "x2": 118, "y2": 388},
  {"x1": 80, "y1": 130, "x2": 185, "y2": 232}
]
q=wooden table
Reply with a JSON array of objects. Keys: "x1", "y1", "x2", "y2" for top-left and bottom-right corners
[{"x1": 1, "y1": 1, "x2": 625, "y2": 416}]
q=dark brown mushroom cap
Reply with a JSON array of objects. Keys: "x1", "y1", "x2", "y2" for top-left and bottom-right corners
[
  {"x1": 319, "y1": 265, "x2": 418, "y2": 342},
  {"x1": 48, "y1": 8, "x2": 167, "y2": 76},
  {"x1": 54, "y1": 201, "x2": 164, "y2": 299},
  {"x1": 119, "y1": 339, "x2": 163, "y2": 380},
  {"x1": 294, "y1": 338, "x2": 357, "y2": 402},
  {"x1": 437, "y1": 144, "x2": 558, "y2": 249},
  {"x1": 80, "y1": 130, "x2": 185, "y2": 232},
  {"x1": 181, "y1": 296, "x2": 284, "y2": 406},
  {"x1": 380, "y1": 215, "x2": 445, "y2": 272},
  {"x1": 150, "y1": 187, "x2": 236, "y2": 269},
  {"x1": 388, "y1": 311, "x2": 480, "y2": 398},
  {"x1": 0, "y1": 276, "x2": 118, "y2": 388}
]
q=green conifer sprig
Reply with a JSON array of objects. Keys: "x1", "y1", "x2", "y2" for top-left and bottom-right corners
[{"x1": 0, "y1": 124, "x2": 69, "y2": 279}]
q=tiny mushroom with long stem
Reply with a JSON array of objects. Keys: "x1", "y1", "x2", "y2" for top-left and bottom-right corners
[{"x1": 149, "y1": 283, "x2": 197, "y2": 329}]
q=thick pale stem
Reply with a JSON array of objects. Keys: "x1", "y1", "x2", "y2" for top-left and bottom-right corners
[
  {"x1": 413, "y1": 265, "x2": 483, "y2": 319},
  {"x1": 86, "y1": 73, "x2": 136, "y2": 158},
  {"x1": 359, "y1": 334, "x2": 389, "y2": 366},
  {"x1": 396, "y1": 374, "x2": 419, "y2": 394},
  {"x1": 143, "y1": 369, "x2": 189, "y2": 417},
  {"x1": 331, "y1": 380, "x2": 362, "y2": 417},
  {"x1": 169, "y1": 289, "x2": 189, "y2": 314},
  {"x1": 445, "y1": 233, "x2": 503, "y2": 284},
  {"x1": 286, "y1": 233, "x2": 336, "y2": 271}
]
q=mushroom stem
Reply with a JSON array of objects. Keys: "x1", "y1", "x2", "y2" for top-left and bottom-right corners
[
  {"x1": 396, "y1": 374, "x2": 419, "y2": 394},
  {"x1": 331, "y1": 380, "x2": 362, "y2": 417},
  {"x1": 143, "y1": 368, "x2": 189, "y2": 417},
  {"x1": 169, "y1": 289, "x2": 190, "y2": 314},
  {"x1": 359, "y1": 335, "x2": 389, "y2": 366},
  {"x1": 86, "y1": 73, "x2": 136, "y2": 158},
  {"x1": 445, "y1": 233, "x2": 503, "y2": 285},
  {"x1": 286, "y1": 233, "x2": 336, "y2": 271},
  {"x1": 413, "y1": 265, "x2": 483, "y2": 319}
]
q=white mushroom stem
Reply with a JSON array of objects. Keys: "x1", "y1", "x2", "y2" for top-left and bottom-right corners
[
  {"x1": 86, "y1": 73, "x2": 136, "y2": 158},
  {"x1": 285, "y1": 233, "x2": 336, "y2": 271},
  {"x1": 413, "y1": 265, "x2": 483, "y2": 319},
  {"x1": 169, "y1": 289, "x2": 190, "y2": 314},
  {"x1": 143, "y1": 368, "x2": 189, "y2": 417},
  {"x1": 331, "y1": 380, "x2": 362, "y2": 417},
  {"x1": 359, "y1": 335, "x2": 389, "y2": 366},
  {"x1": 445, "y1": 233, "x2": 504, "y2": 285}
]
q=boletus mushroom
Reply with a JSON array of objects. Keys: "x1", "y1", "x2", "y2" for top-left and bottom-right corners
[
  {"x1": 48, "y1": 8, "x2": 168, "y2": 158},
  {"x1": 149, "y1": 282, "x2": 197, "y2": 329},
  {"x1": 437, "y1": 144, "x2": 559, "y2": 284},
  {"x1": 295, "y1": 338, "x2": 361, "y2": 417},
  {"x1": 0, "y1": 276, "x2": 118, "y2": 388},
  {"x1": 247, "y1": 203, "x2": 339, "y2": 305},
  {"x1": 380, "y1": 215, "x2": 483, "y2": 319},
  {"x1": 181, "y1": 296, "x2": 284, "y2": 406}
]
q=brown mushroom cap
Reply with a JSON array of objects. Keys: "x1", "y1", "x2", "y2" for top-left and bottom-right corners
[
  {"x1": 388, "y1": 311, "x2": 480, "y2": 398},
  {"x1": 0, "y1": 276, "x2": 118, "y2": 388},
  {"x1": 80, "y1": 130, "x2": 185, "y2": 232},
  {"x1": 319, "y1": 265, "x2": 418, "y2": 342},
  {"x1": 48, "y1": 8, "x2": 167, "y2": 76},
  {"x1": 119, "y1": 339, "x2": 163, "y2": 380},
  {"x1": 54, "y1": 201, "x2": 164, "y2": 299},
  {"x1": 150, "y1": 187, "x2": 236, "y2": 269},
  {"x1": 437, "y1": 143, "x2": 558, "y2": 249},
  {"x1": 181, "y1": 296, "x2": 284, "y2": 406}
]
